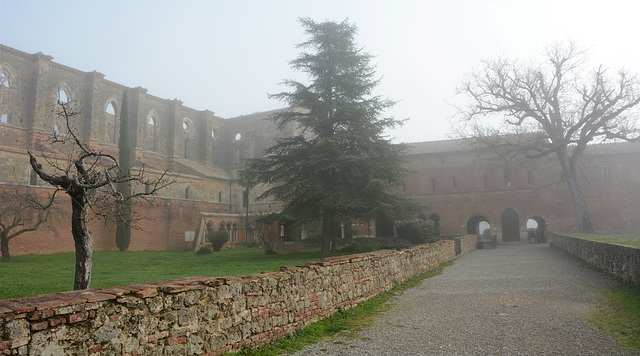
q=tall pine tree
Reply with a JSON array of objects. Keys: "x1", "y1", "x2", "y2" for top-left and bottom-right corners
[
  {"x1": 242, "y1": 18, "x2": 409, "y2": 252},
  {"x1": 115, "y1": 91, "x2": 132, "y2": 251}
]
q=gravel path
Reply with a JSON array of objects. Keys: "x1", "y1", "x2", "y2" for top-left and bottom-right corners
[{"x1": 294, "y1": 243, "x2": 630, "y2": 355}]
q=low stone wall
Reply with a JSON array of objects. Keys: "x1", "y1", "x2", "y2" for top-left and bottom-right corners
[
  {"x1": 551, "y1": 233, "x2": 640, "y2": 286},
  {"x1": 0, "y1": 235, "x2": 476, "y2": 355}
]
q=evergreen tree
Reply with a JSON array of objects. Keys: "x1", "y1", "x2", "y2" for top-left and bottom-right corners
[
  {"x1": 242, "y1": 18, "x2": 408, "y2": 252},
  {"x1": 116, "y1": 92, "x2": 132, "y2": 251}
]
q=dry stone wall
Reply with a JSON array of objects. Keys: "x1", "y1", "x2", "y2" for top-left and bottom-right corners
[
  {"x1": 551, "y1": 233, "x2": 640, "y2": 286},
  {"x1": 0, "y1": 236, "x2": 475, "y2": 355}
]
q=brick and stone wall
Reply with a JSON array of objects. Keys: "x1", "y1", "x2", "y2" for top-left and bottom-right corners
[
  {"x1": 551, "y1": 233, "x2": 640, "y2": 286},
  {"x1": 0, "y1": 235, "x2": 475, "y2": 355}
]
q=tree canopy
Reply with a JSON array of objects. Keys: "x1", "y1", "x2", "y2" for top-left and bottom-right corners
[
  {"x1": 457, "y1": 41, "x2": 640, "y2": 232},
  {"x1": 241, "y1": 18, "x2": 409, "y2": 252}
]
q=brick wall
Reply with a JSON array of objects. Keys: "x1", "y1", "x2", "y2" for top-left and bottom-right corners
[
  {"x1": 551, "y1": 233, "x2": 640, "y2": 286},
  {"x1": 0, "y1": 235, "x2": 476, "y2": 355}
]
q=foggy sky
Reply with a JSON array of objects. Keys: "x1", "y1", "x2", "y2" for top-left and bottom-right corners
[{"x1": 2, "y1": 0, "x2": 640, "y2": 143}]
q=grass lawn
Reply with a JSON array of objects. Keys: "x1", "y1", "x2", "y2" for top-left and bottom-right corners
[
  {"x1": 590, "y1": 283, "x2": 640, "y2": 353},
  {"x1": 0, "y1": 247, "x2": 349, "y2": 300},
  {"x1": 568, "y1": 231, "x2": 640, "y2": 248}
]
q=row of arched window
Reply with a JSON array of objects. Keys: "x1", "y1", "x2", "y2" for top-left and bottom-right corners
[{"x1": 205, "y1": 220, "x2": 239, "y2": 243}]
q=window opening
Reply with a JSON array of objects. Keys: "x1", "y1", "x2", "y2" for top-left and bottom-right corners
[
  {"x1": 58, "y1": 89, "x2": 68, "y2": 103},
  {"x1": 504, "y1": 166, "x2": 511, "y2": 187},
  {"x1": 146, "y1": 116, "x2": 157, "y2": 151},
  {"x1": 235, "y1": 132, "x2": 242, "y2": 141},
  {"x1": 184, "y1": 138, "x2": 190, "y2": 159},
  {"x1": 105, "y1": 102, "x2": 118, "y2": 143},
  {"x1": 0, "y1": 71, "x2": 10, "y2": 124},
  {"x1": 602, "y1": 167, "x2": 611, "y2": 182}
]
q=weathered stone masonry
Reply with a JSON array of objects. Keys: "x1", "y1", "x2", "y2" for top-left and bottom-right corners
[
  {"x1": 0, "y1": 236, "x2": 475, "y2": 355},
  {"x1": 552, "y1": 233, "x2": 640, "y2": 287}
]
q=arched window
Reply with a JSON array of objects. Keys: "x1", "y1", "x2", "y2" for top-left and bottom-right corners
[
  {"x1": 53, "y1": 87, "x2": 72, "y2": 134},
  {"x1": 504, "y1": 166, "x2": 511, "y2": 187},
  {"x1": 185, "y1": 186, "x2": 191, "y2": 199},
  {"x1": 105, "y1": 101, "x2": 118, "y2": 143},
  {"x1": 0, "y1": 70, "x2": 11, "y2": 124},
  {"x1": 218, "y1": 190, "x2": 224, "y2": 203},
  {"x1": 57, "y1": 89, "x2": 69, "y2": 103},
  {"x1": 231, "y1": 223, "x2": 238, "y2": 242},
  {"x1": 184, "y1": 138, "x2": 191, "y2": 159},
  {"x1": 145, "y1": 115, "x2": 157, "y2": 151}
]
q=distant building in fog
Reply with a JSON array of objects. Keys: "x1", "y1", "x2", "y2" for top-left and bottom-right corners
[{"x1": 1, "y1": 44, "x2": 638, "y2": 255}]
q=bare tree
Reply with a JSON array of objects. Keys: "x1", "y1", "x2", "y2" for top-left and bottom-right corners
[
  {"x1": 29, "y1": 101, "x2": 174, "y2": 290},
  {"x1": 0, "y1": 187, "x2": 54, "y2": 262},
  {"x1": 457, "y1": 41, "x2": 640, "y2": 233}
]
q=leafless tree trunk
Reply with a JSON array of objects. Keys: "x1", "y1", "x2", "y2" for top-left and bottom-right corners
[
  {"x1": 457, "y1": 41, "x2": 640, "y2": 233},
  {"x1": 28, "y1": 100, "x2": 174, "y2": 289}
]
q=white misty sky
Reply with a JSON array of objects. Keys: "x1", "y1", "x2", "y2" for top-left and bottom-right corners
[{"x1": 1, "y1": 0, "x2": 639, "y2": 143}]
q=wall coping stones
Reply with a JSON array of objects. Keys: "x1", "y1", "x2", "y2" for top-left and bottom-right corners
[{"x1": 0, "y1": 236, "x2": 477, "y2": 355}]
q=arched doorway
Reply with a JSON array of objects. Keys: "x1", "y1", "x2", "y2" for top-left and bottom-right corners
[
  {"x1": 428, "y1": 213, "x2": 441, "y2": 236},
  {"x1": 466, "y1": 215, "x2": 490, "y2": 235},
  {"x1": 501, "y1": 208, "x2": 520, "y2": 242},
  {"x1": 526, "y1": 216, "x2": 547, "y2": 243}
]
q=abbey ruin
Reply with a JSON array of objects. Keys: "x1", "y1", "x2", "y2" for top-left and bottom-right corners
[{"x1": 1, "y1": 44, "x2": 639, "y2": 256}]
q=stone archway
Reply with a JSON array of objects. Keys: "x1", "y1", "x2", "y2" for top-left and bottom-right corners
[
  {"x1": 527, "y1": 216, "x2": 547, "y2": 243},
  {"x1": 428, "y1": 213, "x2": 441, "y2": 236},
  {"x1": 466, "y1": 215, "x2": 490, "y2": 235},
  {"x1": 501, "y1": 208, "x2": 520, "y2": 242}
]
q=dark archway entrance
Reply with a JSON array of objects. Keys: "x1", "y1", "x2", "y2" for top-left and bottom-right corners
[
  {"x1": 466, "y1": 215, "x2": 490, "y2": 235},
  {"x1": 501, "y1": 208, "x2": 520, "y2": 242},
  {"x1": 428, "y1": 213, "x2": 441, "y2": 236},
  {"x1": 526, "y1": 216, "x2": 547, "y2": 243}
]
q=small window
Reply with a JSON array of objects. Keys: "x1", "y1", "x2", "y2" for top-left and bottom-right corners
[
  {"x1": 185, "y1": 186, "x2": 191, "y2": 199},
  {"x1": 431, "y1": 178, "x2": 436, "y2": 191},
  {"x1": 235, "y1": 132, "x2": 242, "y2": 141},
  {"x1": 452, "y1": 177, "x2": 457, "y2": 190},
  {"x1": 602, "y1": 167, "x2": 611, "y2": 182},
  {"x1": 483, "y1": 174, "x2": 488, "y2": 189},
  {"x1": 218, "y1": 190, "x2": 224, "y2": 202},
  {"x1": 504, "y1": 166, "x2": 511, "y2": 187},
  {"x1": 211, "y1": 129, "x2": 216, "y2": 138},
  {"x1": 527, "y1": 171, "x2": 533, "y2": 185}
]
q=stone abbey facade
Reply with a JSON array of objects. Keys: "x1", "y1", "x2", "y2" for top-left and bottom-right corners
[{"x1": 1, "y1": 44, "x2": 639, "y2": 255}]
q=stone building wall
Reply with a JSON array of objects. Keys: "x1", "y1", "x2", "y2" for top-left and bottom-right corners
[
  {"x1": 0, "y1": 235, "x2": 476, "y2": 355},
  {"x1": 2, "y1": 43, "x2": 640, "y2": 256},
  {"x1": 400, "y1": 140, "x2": 640, "y2": 242}
]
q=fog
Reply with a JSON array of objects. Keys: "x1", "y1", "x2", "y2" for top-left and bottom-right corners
[{"x1": 2, "y1": 0, "x2": 640, "y2": 143}]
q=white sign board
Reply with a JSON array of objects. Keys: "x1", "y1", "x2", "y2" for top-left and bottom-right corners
[{"x1": 184, "y1": 231, "x2": 195, "y2": 242}]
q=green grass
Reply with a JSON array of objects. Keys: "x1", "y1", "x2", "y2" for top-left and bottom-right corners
[
  {"x1": 233, "y1": 260, "x2": 454, "y2": 355},
  {"x1": 568, "y1": 230, "x2": 640, "y2": 248},
  {"x1": 589, "y1": 283, "x2": 640, "y2": 353},
  {"x1": 0, "y1": 247, "x2": 349, "y2": 300}
]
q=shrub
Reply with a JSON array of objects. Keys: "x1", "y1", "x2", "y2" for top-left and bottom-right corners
[
  {"x1": 195, "y1": 247, "x2": 212, "y2": 255},
  {"x1": 207, "y1": 230, "x2": 228, "y2": 251},
  {"x1": 395, "y1": 219, "x2": 435, "y2": 245}
]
